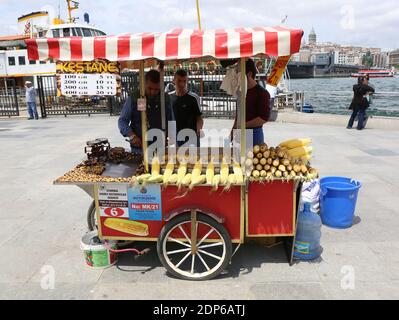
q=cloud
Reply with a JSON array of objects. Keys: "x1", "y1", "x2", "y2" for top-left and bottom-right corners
[{"x1": 0, "y1": 0, "x2": 397, "y2": 49}]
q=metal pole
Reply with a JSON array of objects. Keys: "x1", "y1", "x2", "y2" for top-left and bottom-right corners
[{"x1": 139, "y1": 61, "x2": 149, "y2": 172}]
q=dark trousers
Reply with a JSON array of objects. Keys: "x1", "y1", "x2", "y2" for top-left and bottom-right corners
[{"x1": 348, "y1": 107, "x2": 366, "y2": 130}]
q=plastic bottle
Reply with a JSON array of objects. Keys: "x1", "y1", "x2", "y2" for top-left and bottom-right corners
[{"x1": 294, "y1": 202, "x2": 322, "y2": 261}]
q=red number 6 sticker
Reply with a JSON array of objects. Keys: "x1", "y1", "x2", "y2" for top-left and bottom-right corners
[{"x1": 104, "y1": 207, "x2": 124, "y2": 217}]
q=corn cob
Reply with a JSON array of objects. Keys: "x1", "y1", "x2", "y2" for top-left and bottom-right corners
[
  {"x1": 279, "y1": 138, "x2": 312, "y2": 149},
  {"x1": 182, "y1": 173, "x2": 192, "y2": 187},
  {"x1": 206, "y1": 160, "x2": 215, "y2": 184},
  {"x1": 212, "y1": 174, "x2": 221, "y2": 191},
  {"x1": 136, "y1": 173, "x2": 151, "y2": 184},
  {"x1": 169, "y1": 173, "x2": 178, "y2": 184},
  {"x1": 151, "y1": 156, "x2": 160, "y2": 176},
  {"x1": 232, "y1": 161, "x2": 244, "y2": 184},
  {"x1": 191, "y1": 160, "x2": 203, "y2": 180},
  {"x1": 177, "y1": 162, "x2": 187, "y2": 185},
  {"x1": 146, "y1": 174, "x2": 164, "y2": 184},
  {"x1": 220, "y1": 159, "x2": 229, "y2": 185},
  {"x1": 189, "y1": 174, "x2": 206, "y2": 190},
  {"x1": 287, "y1": 146, "x2": 313, "y2": 159},
  {"x1": 162, "y1": 161, "x2": 175, "y2": 185},
  {"x1": 224, "y1": 174, "x2": 237, "y2": 191}
]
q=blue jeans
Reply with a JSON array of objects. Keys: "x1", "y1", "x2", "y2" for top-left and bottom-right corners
[
  {"x1": 348, "y1": 107, "x2": 366, "y2": 130},
  {"x1": 27, "y1": 102, "x2": 39, "y2": 119},
  {"x1": 252, "y1": 127, "x2": 265, "y2": 146}
]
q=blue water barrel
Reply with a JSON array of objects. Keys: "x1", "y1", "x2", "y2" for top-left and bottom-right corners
[
  {"x1": 302, "y1": 103, "x2": 314, "y2": 113},
  {"x1": 294, "y1": 203, "x2": 322, "y2": 261},
  {"x1": 320, "y1": 176, "x2": 362, "y2": 229}
]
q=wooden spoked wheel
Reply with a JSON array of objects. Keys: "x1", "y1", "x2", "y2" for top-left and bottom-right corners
[
  {"x1": 87, "y1": 200, "x2": 97, "y2": 231},
  {"x1": 157, "y1": 213, "x2": 232, "y2": 281}
]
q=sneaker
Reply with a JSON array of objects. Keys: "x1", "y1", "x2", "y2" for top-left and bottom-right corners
[
  {"x1": 27, "y1": 118, "x2": 34, "y2": 120},
  {"x1": 35, "y1": 117, "x2": 39, "y2": 120},
  {"x1": 346, "y1": 126, "x2": 352, "y2": 129}
]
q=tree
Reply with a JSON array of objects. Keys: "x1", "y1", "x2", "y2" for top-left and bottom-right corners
[{"x1": 362, "y1": 51, "x2": 373, "y2": 67}]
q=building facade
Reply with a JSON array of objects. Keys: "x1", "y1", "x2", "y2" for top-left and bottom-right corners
[{"x1": 389, "y1": 50, "x2": 399, "y2": 67}]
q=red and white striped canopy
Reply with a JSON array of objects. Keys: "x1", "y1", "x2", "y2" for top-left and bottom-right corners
[{"x1": 26, "y1": 26, "x2": 303, "y2": 62}]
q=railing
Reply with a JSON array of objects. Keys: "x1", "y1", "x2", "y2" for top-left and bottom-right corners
[
  {"x1": 37, "y1": 75, "x2": 111, "y2": 117},
  {"x1": 0, "y1": 79, "x2": 19, "y2": 117}
]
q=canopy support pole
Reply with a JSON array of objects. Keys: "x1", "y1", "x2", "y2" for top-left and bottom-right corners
[
  {"x1": 239, "y1": 58, "x2": 247, "y2": 244},
  {"x1": 196, "y1": 0, "x2": 202, "y2": 31},
  {"x1": 139, "y1": 61, "x2": 149, "y2": 172},
  {"x1": 239, "y1": 58, "x2": 247, "y2": 162},
  {"x1": 159, "y1": 63, "x2": 166, "y2": 151}
]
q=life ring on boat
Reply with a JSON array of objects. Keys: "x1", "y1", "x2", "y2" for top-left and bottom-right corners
[
  {"x1": 256, "y1": 60, "x2": 264, "y2": 73},
  {"x1": 173, "y1": 63, "x2": 183, "y2": 72},
  {"x1": 189, "y1": 62, "x2": 200, "y2": 72},
  {"x1": 206, "y1": 60, "x2": 217, "y2": 74}
]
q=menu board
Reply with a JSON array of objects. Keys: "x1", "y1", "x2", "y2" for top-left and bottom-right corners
[
  {"x1": 56, "y1": 59, "x2": 121, "y2": 96},
  {"x1": 60, "y1": 74, "x2": 117, "y2": 96}
]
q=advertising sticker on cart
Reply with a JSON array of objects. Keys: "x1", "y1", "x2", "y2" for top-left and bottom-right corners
[
  {"x1": 127, "y1": 185, "x2": 162, "y2": 221},
  {"x1": 97, "y1": 184, "x2": 129, "y2": 218}
]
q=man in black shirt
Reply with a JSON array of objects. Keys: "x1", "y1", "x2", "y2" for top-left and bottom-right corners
[
  {"x1": 347, "y1": 76, "x2": 375, "y2": 130},
  {"x1": 169, "y1": 69, "x2": 203, "y2": 147}
]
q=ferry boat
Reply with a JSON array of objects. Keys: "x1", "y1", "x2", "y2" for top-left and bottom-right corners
[
  {"x1": 0, "y1": 1, "x2": 106, "y2": 88},
  {"x1": 351, "y1": 68, "x2": 395, "y2": 78}
]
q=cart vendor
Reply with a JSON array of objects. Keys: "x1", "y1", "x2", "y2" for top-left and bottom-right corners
[
  {"x1": 118, "y1": 70, "x2": 175, "y2": 153},
  {"x1": 169, "y1": 69, "x2": 204, "y2": 147},
  {"x1": 230, "y1": 58, "x2": 270, "y2": 146}
]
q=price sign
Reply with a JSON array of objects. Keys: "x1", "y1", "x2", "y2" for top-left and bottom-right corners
[
  {"x1": 60, "y1": 74, "x2": 117, "y2": 96},
  {"x1": 57, "y1": 59, "x2": 121, "y2": 97}
]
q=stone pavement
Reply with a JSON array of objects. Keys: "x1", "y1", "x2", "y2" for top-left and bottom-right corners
[{"x1": 0, "y1": 115, "x2": 399, "y2": 300}]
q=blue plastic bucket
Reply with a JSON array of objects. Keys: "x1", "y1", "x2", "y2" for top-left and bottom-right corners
[{"x1": 320, "y1": 176, "x2": 362, "y2": 229}]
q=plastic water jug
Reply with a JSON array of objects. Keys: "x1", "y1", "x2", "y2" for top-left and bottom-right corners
[{"x1": 294, "y1": 202, "x2": 322, "y2": 261}]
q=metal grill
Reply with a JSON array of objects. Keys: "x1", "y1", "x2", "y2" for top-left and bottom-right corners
[
  {"x1": 37, "y1": 75, "x2": 111, "y2": 117},
  {"x1": 0, "y1": 79, "x2": 19, "y2": 117}
]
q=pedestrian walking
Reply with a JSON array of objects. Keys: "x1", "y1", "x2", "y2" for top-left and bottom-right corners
[{"x1": 25, "y1": 81, "x2": 39, "y2": 120}]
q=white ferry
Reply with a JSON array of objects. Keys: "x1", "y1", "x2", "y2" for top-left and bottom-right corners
[
  {"x1": 0, "y1": 1, "x2": 106, "y2": 88},
  {"x1": 351, "y1": 68, "x2": 395, "y2": 78}
]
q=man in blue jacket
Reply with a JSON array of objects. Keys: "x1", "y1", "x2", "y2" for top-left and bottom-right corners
[{"x1": 118, "y1": 70, "x2": 174, "y2": 153}]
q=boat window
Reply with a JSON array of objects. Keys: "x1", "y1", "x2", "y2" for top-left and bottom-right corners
[
  {"x1": 82, "y1": 28, "x2": 93, "y2": 37},
  {"x1": 71, "y1": 28, "x2": 77, "y2": 36},
  {"x1": 63, "y1": 28, "x2": 71, "y2": 37},
  {"x1": 18, "y1": 56, "x2": 26, "y2": 65},
  {"x1": 97, "y1": 30, "x2": 106, "y2": 36},
  {"x1": 74, "y1": 28, "x2": 83, "y2": 36},
  {"x1": 8, "y1": 57, "x2": 15, "y2": 66},
  {"x1": 52, "y1": 29, "x2": 60, "y2": 38},
  {"x1": 29, "y1": 60, "x2": 36, "y2": 65}
]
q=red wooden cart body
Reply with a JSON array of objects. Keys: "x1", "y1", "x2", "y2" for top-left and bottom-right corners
[{"x1": 98, "y1": 181, "x2": 297, "y2": 242}]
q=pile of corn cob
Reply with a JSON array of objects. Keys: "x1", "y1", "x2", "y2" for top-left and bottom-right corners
[
  {"x1": 133, "y1": 156, "x2": 245, "y2": 191},
  {"x1": 245, "y1": 138, "x2": 318, "y2": 181}
]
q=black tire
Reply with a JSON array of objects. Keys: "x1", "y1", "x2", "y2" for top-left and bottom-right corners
[
  {"x1": 157, "y1": 213, "x2": 232, "y2": 281},
  {"x1": 87, "y1": 200, "x2": 97, "y2": 231}
]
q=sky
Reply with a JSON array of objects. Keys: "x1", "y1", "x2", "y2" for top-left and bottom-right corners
[{"x1": 0, "y1": 0, "x2": 398, "y2": 50}]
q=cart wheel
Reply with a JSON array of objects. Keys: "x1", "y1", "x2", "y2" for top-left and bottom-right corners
[
  {"x1": 157, "y1": 213, "x2": 232, "y2": 281},
  {"x1": 87, "y1": 201, "x2": 97, "y2": 231}
]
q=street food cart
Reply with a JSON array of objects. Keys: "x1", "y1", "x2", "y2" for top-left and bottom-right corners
[{"x1": 26, "y1": 26, "x2": 307, "y2": 280}]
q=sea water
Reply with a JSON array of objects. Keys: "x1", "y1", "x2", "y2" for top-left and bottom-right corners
[{"x1": 290, "y1": 77, "x2": 399, "y2": 117}]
